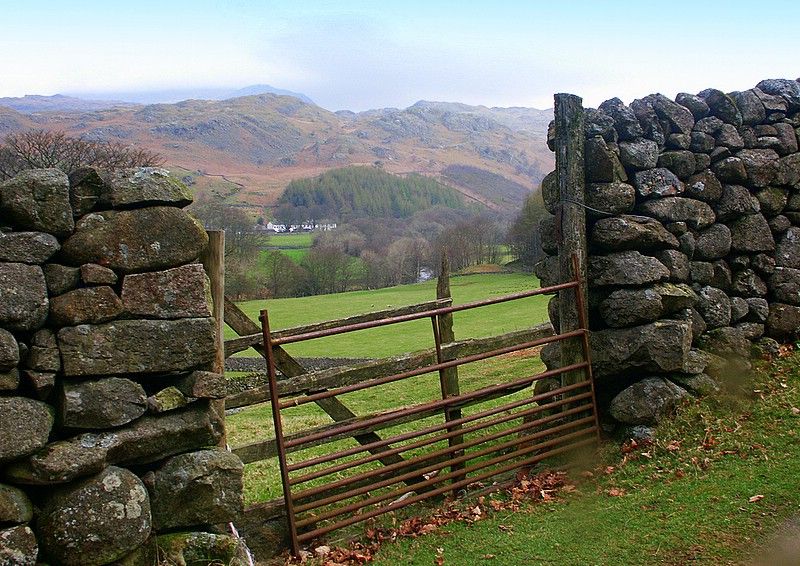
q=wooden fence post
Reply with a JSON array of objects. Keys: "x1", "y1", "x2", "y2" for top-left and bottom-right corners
[
  {"x1": 201, "y1": 229, "x2": 227, "y2": 447},
  {"x1": 554, "y1": 93, "x2": 589, "y2": 388},
  {"x1": 435, "y1": 253, "x2": 465, "y2": 486}
]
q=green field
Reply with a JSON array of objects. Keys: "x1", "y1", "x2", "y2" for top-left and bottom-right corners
[
  {"x1": 230, "y1": 272, "x2": 549, "y2": 359},
  {"x1": 226, "y1": 272, "x2": 552, "y2": 504},
  {"x1": 268, "y1": 232, "x2": 315, "y2": 248}
]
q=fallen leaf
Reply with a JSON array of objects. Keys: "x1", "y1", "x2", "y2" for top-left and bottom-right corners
[
  {"x1": 666, "y1": 440, "x2": 681, "y2": 452},
  {"x1": 483, "y1": 554, "x2": 496, "y2": 560},
  {"x1": 606, "y1": 487, "x2": 626, "y2": 497},
  {"x1": 314, "y1": 545, "x2": 331, "y2": 557},
  {"x1": 749, "y1": 494, "x2": 764, "y2": 503},
  {"x1": 792, "y1": 407, "x2": 800, "y2": 415}
]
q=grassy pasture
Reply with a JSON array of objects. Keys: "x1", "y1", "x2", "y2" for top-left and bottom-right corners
[
  {"x1": 230, "y1": 272, "x2": 548, "y2": 359},
  {"x1": 226, "y1": 272, "x2": 553, "y2": 504}
]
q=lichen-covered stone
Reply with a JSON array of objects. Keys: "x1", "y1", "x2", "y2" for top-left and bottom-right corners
[
  {"x1": 769, "y1": 267, "x2": 800, "y2": 306},
  {"x1": 7, "y1": 402, "x2": 223, "y2": 484},
  {"x1": 766, "y1": 303, "x2": 800, "y2": 339},
  {"x1": 588, "y1": 251, "x2": 669, "y2": 287},
  {"x1": 0, "y1": 368, "x2": 19, "y2": 391},
  {"x1": 42, "y1": 263, "x2": 80, "y2": 296},
  {"x1": 0, "y1": 169, "x2": 74, "y2": 237},
  {"x1": 737, "y1": 148, "x2": 780, "y2": 187},
  {"x1": 0, "y1": 525, "x2": 37, "y2": 566},
  {"x1": 93, "y1": 167, "x2": 193, "y2": 209},
  {"x1": 619, "y1": 138, "x2": 659, "y2": 170},
  {"x1": 730, "y1": 296, "x2": 750, "y2": 322},
  {"x1": 746, "y1": 298, "x2": 770, "y2": 323},
  {"x1": 0, "y1": 397, "x2": 53, "y2": 464},
  {"x1": 657, "y1": 249, "x2": 690, "y2": 282},
  {"x1": 0, "y1": 263, "x2": 48, "y2": 332},
  {"x1": 61, "y1": 377, "x2": 147, "y2": 429},
  {"x1": 657, "y1": 150, "x2": 696, "y2": 179},
  {"x1": 712, "y1": 157, "x2": 747, "y2": 184},
  {"x1": 713, "y1": 184, "x2": 761, "y2": 222},
  {"x1": 698, "y1": 88, "x2": 742, "y2": 126},
  {"x1": 599, "y1": 288, "x2": 664, "y2": 328},
  {"x1": 585, "y1": 136, "x2": 627, "y2": 182},
  {"x1": 147, "y1": 386, "x2": 188, "y2": 413},
  {"x1": 637, "y1": 197, "x2": 715, "y2": 230},
  {"x1": 0, "y1": 483, "x2": 33, "y2": 524},
  {"x1": 591, "y1": 320, "x2": 692, "y2": 378},
  {"x1": 609, "y1": 377, "x2": 689, "y2": 425},
  {"x1": 731, "y1": 268, "x2": 768, "y2": 297},
  {"x1": 677, "y1": 92, "x2": 710, "y2": 119},
  {"x1": 632, "y1": 168, "x2": 684, "y2": 197},
  {"x1": 49, "y1": 286, "x2": 123, "y2": 327},
  {"x1": 694, "y1": 224, "x2": 731, "y2": 260},
  {"x1": 121, "y1": 264, "x2": 211, "y2": 319},
  {"x1": 27, "y1": 329, "x2": 60, "y2": 373},
  {"x1": 80, "y1": 263, "x2": 118, "y2": 285},
  {"x1": 174, "y1": 371, "x2": 227, "y2": 399},
  {"x1": 598, "y1": 97, "x2": 643, "y2": 140},
  {"x1": 149, "y1": 449, "x2": 243, "y2": 530},
  {"x1": 684, "y1": 171, "x2": 723, "y2": 203},
  {"x1": 37, "y1": 466, "x2": 151, "y2": 566},
  {"x1": 697, "y1": 286, "x2": 731, "y2": 328},
  {"x1": 756, "y1": 186, "x2": 788, "y2": 217},
  {"x1": 775, "y1": 226, "x2": 800, "y2": 268},
  {"x1": 0, "y1": 329, "x2": 18, "y2": 372},
  {"x1": 730, "y1": 90, "x2": 767, "y2": 125},
  {"x1": 756, "y1": 79, "x2": 800, "y2": 111},
  {"x1": 58, "y1": 318, "x2": 216, "y2": 376},
  {"x1": 585, "y1": 182, "x2": 636, "y2": 216},
  {"x1": 729, "y1": 214, "x2": 775, "y2": 253},
  {"x1": 590, "y1": 215, "x2": 678, "y2": 252},
  {"x1": 0, "y1": 231, "x2": 59, "y2": 264},
  {"x1": 60, "y1": 206, "x2": 208, "y2": 274}
]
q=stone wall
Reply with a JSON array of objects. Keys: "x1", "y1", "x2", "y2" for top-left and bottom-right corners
[
  {"x1": 536, "y1": 79, "x2": 800, "y2": 431},
  {"x1": 0, "y1": 168, "x2": 246, "y2": 565}
]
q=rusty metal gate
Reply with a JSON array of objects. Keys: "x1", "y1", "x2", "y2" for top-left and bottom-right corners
[{"x1": 261, "y1": 258, "x2": 599, "y2": 555}]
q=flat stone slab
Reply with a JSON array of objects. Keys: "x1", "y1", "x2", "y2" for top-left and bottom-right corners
[
  {"x1": 0, "y1": 263, "x2": 48, "y2": 332},
  {"x1": 60, "y1": 206, "x2": 208, "y2": 274},
  {"x1": 121, "y1": 264, "x2": 211, "y2": 319},
  {"x1": 58, "y1": 318, "x2": 216, "y2": 376}
]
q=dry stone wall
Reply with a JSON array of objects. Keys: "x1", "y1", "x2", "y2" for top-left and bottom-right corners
[
  {"x1": 536, "y1": 79, "x2": 800, "y2": 430},
  {"x1": 0, "y1": 167, "x2": 246, "y2": 565}
]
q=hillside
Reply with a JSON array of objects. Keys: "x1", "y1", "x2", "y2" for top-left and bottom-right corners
[{"x1": 0, "y1": 93, "x2": 554, "y2": 215}]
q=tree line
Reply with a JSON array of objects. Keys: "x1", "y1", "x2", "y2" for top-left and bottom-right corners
[{"x1": 275, "y1": 166, "x2": 467, "y2": 224}]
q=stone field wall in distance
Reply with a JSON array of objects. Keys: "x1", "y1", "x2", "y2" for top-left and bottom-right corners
[
  {"x1": 536, "y1": 79, "x2": 800, "y2": 433},
  {"x1": 0, "y1": 167, "x2": 247, "y2": 565}
]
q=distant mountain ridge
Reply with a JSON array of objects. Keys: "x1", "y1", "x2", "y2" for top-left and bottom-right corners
[{"x1": 0, "y1": 89, "x2": 553, "y2": 214}]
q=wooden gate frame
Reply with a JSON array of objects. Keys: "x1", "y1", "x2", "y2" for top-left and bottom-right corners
[{"x1": 261, "y1": 254, "x2": 598, "y2": 555}]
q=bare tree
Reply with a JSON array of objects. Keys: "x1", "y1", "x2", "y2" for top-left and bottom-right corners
[{"x1": 0, "y1": 129, "x2": 163, "y2": 181}]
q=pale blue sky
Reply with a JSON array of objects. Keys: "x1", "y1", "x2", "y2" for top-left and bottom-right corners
[{"x1": 2, "y1": 0, "x2": 799, "y2": 110}]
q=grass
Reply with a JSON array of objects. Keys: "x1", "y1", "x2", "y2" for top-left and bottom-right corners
[
  {"x1": 368, "y1": 348, "x2": 800, "y2": 566},
  {"x1": 268, "y1": 232, "x2": 315, "y2": 248},
  {"x1": 231, "y1": 272, "x2": 548, "y2": 359},
  {"x1": 226, "y1": 272, "x2": 551, "y2": 505}
]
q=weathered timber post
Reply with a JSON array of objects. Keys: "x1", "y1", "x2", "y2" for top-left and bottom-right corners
[
  {"x1": 554, "y1": 94, "x2": 589, "y2": 388},
  {"x1": 201, "y1": 229, "x2": 227, "y2": 447},
  {"x1": 435, "y1": 253, "x2": 465, "y2": 488}
]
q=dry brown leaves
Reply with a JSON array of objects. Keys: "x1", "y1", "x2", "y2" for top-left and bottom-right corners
[{"x1": 283, "y1": 469, "x2": 573, "y2": 566}]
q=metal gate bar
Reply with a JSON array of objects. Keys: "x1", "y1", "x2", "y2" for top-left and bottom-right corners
[{"x1": 261, "y1": 254, "x2": 599, "y2": 555}]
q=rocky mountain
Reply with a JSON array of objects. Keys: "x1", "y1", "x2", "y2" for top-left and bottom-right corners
[
  {"x1": 0, "y1": 94, "x2": 133, "y2": 113},
  {"x1": 0, "y1": 92, "x2": 554, "y2": 214}
]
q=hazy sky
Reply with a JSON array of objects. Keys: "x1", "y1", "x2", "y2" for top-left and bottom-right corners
[{"x1": 3, "y1": 0, "x2": 799, "y2": 111}]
